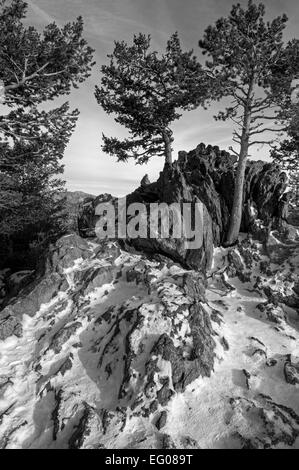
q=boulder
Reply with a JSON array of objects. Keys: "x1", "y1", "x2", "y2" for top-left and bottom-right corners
[
  {"x1": 46, "y1": 233, "x2": 92, "y2": 274},
  {"x1": 284, "y1": 356, "x2": 299, "y2": 386},
  {"x1": 0, "y1": 313, "x2": 22, "y2": 341},
  {"x1": 155, "y1": 411, "x2": 167, "y2": 430},
  {"x1": 78, "y1": 143, "x2": 288, "y2": 272},
  {"x1": 78, "y1": 193, "x2": 114, "y2": 238},
  {"x1": 0, "y1": 234, "x2": 93, "y2": 341}
]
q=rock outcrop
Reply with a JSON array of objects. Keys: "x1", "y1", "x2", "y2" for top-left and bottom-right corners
[
  {"x1": 0, "y1": 144, "x2": 296, "y2": 450},
  {"x1": 78, "y1": 144, "x2": 288, "y2": 272},
  {"x1": 0, "y1": 234, "x2": 92, "y2": 341},
  {"x1": 0, "y1": 234, "x2": 222, "y2": 449}
]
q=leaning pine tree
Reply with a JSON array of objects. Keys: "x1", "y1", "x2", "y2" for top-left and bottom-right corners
[
  {"x1": 95, "y1": 33, "x2": 207, "y2": 165},
  {"x1": 199, "y1": 0, "x2": 299, "y2": 245}
]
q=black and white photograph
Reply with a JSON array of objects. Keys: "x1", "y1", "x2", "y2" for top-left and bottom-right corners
[{"x1": 0, "y1": 0, "x2": 298, "y2": 453}]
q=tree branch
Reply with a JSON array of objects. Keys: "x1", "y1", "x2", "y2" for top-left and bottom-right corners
[
  {"x1": 251, "y1": 114, "x2": 280, "y2": 122},
  {"x1": 4, "y1": 62, "x2": 50, "y2": 92},
  {"x1": 249, "y1": 139, "x2": 275, "y2": 147},
  {"x1": 229, "y1": 146, "x2": 240, "y2": 157},
  {"x1": 249, "y1": 126, "x2": 286, "y2": 136}
]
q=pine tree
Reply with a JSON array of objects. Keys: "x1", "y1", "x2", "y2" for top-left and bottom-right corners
[
  {"x1": 0, "y1": 0, "x2": 95, "y2": 266},
  {"x1": 198, "y1": 1, "x2": 299, "y2": 245},
  {"x1": 95, "y1": 33, "x2": 206, "y2": 165}
]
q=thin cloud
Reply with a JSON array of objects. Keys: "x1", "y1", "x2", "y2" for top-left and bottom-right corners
[{"x1": 27, "y1": 0, "x2": 57, "y2": 24}]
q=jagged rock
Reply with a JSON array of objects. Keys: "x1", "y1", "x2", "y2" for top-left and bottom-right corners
[
  {"x1": 210, "y1": 309, "x2": 223, "y2": 325},
  {"x1": 252, "y1": 349, "x2": 267, "y2": 360},
  {"x1": 242, "y1": 369, "x2": 251, "y2": 389},
  {"x1": 159, "y1": 433, "x2": 176, "y2": 449},
  {"x1": 243, "y1": 161, "x2": 288, "y2": 227},
  {"x1": 156, "y1": 377, "x2": 174, "y2": 406},
  {"x1": 78, "y1": 144, "x2": 287, "y2": 271},
  {"x1": 1, "y1": 205, "x2": 297, "y2": 450},
  {"x1": 0, "y1": 236, "x2": 90, "y2": 341},
  {"x1": 0, "y1": 403, "x2": 15, "y2": 427},
  {"x1": 68, "y1": 403, "x2": 102, "y2": 449},
  {"x1": 0, "y1": 235, "x2": 95, "y2": 342},
  {"x1": 93, "y1": 241, "x2": 121, "y2": 263},
  {"x1": 148, "y1": 316, "x2": 215, "y2": 394},
  {"x1": 180, "y1": 435, "x2": 200, "y2": 449},
  {"x1": 101, "y1": 408, "x2": 127, "y2": 435},
  {"x1": 78, "y1": 194, "x2": 115, "y2": 238},
  {"x1": 155, "y1": 411, "x2": 167, "y2": 430},
  {"x1": 227, "y1": 250, "x2": 245, "y2": 276},
  {"x1": 284, "y1": 357, "x2": 299, "y2": 385},
  {"x1": 56, "y1": 355, "x2": 73, "y2": 376},
  {"x1": 0, "y1": 313, "x2": 22, "y2": 341},
  {"x1": 293, "y1": 281, "x2": 299, "y2": 297},
  {"x1": 74, "y1": 266, "x2": 114, "y2": 295},
  {"x1": 0, "y1": 240, "x2": 219, "y2": 448},
  {"x1": 256, "y1": 303, "x2": 286, "y2": 324},
  {"x1": 49, "y1": 322, "x2": 82, "y2": 354},
  {"x1": 126, "y1": 260, "x2": 149, "y2": 285},
  {"x1": 0, "y1": 272, "x2": 68, "y2": 324},
  {"x1": 63, "y1": 191, "x2": 96, "y2": 233},
  {"x1": 180, "y1": 271, "x2": 206, "y2": 300},
  {"x1": 0, "y1": 377, "x2": 13, "y2": 395},
  {"x1": 140, "y1": 174, "x2": 150, "y2": 187},
  {"x1": 46, "y1": 234, "x2": 92, "y2": 273},
  {"x1": 263, "y1": 285, "x2": 299, "y2": 310},
  {"x1": 266, "y1": 358, "x2": 278, "y2": 367},
  {"x1": 220, "y1": 337, "x2": 229, "y2": 351},
  {"x1": 229, "y1": 394, "x2": 299, "y2": 448},
  {"x1": 51, "y1": 389, "x2": 64, "y2": 440}
]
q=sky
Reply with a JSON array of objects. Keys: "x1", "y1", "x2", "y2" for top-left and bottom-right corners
[{"x1": 21, "y1": 0, "x2": 299, "y2": 195}]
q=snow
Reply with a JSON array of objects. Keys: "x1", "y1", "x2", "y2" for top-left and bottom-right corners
[
  {"x1": 0, "y1": 234, "x2": 299, "y2": 449},
  {"x1": 162, "y1": 242, "x2": 299, "y2": 449}
]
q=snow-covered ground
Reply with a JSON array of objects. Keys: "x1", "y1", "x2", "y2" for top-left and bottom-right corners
[
  {"x1": 0, "y1": 233, "x2": 298, "y2": 449},
  {"x1": 166, "y1": 245, "x2": 299, "y2": 449}
]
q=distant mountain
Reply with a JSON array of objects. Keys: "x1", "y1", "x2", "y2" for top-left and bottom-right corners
[
  {"x1": 61, "y1": 191, "x2": 96, "y2": 232},
  {"x1": 64, "y1": 190, "x2": 95, "y2": 204}
]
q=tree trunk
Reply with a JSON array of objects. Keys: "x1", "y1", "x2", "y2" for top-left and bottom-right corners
[
  {"x1": 225, "y1": 107, "x2": 252, "y2": 246},
  {"x1": 163, "y1": 130, "x2": 173, "y2": 165},
  {"x1": 224, "y1": 144, "x2": 249, "y2": 246}
]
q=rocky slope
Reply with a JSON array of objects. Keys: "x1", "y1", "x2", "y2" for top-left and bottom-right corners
[
  {"x1": 0, "y1": 223, "x2": 298, "y2": 449},
  {"x1": 0, "y1": 234, "x2": 219, "y2": 449},
  {"x1": 0, "y1": 146, "x2": 297, "y2": 449},
  {"x1": 78, "y1": 143, "x2": 289, "y2": 272}
]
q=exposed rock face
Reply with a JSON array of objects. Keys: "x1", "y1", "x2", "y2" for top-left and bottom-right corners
[
  {"x1": 243, "y1": 161, "x2": 289, "y2": 230},
  {"x1": 229, "y1": 394, "x2": 299, "y2": 449},
  {"x1": 0, "y1": 234, "x2": 93, "y2": 341},
  {"x1": 0, "y1": 314, "x2": 22, "y2": 341},
  {"x1": 284, "y1": 356, "x2": 299, "y2": 386},
  {"x1": 0, "y1": 145, "x2": 296, "y2": 450},
  {"x1": 78, "y1": 143, "x2": 288, "y2": 271},
  {"x1": 0, "y1": 235, "x2": 222, "y2": 449},
  {"x1": 0, "y1": 214, "x2": 298, "y2": 448},
  {"x1": 59, "y1": 191, "x2": 96, "y2": 233},
  {"x1": 78, "y1": 193, "x2": 114, "y2": 238}
]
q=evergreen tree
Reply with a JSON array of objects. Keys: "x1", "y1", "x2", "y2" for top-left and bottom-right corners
[
  {"x1": 198, "y1": 0, "x2": 299, "y2": 245},
  {"x1": 0, "y1": 0, "x2": 95, "y2": 266},
  {"x1": 95, "y1": 33, "x2": 206, "y2": 165}
]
